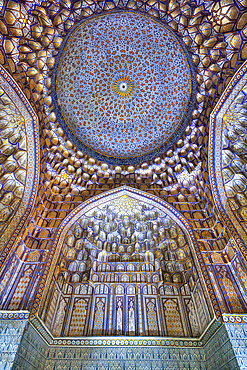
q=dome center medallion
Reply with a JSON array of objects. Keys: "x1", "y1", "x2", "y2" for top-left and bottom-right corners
[{"x1": 113, "y1": 76, "x2": 134, "y2": 97}]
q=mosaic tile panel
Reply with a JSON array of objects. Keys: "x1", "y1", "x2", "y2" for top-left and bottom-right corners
[
  {"x1": 164, "y1": 299, "x2": 184, "y2": 337},
  {"x1": 69, "y1": 298, "x2": 89, "y2": 337}
]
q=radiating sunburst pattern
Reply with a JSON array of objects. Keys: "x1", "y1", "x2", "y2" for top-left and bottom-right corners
[{"x1": 112, "y1": 77, "x2": 134, "y2": 97}]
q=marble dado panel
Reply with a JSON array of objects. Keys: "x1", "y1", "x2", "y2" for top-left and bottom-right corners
[
  {"x1": 12, "y1": 325, "x2": 238, "y2": 370},
  {"x1": 205, "y1": 323, "x2": 240, "y2": 370},
  {"x1": 13, "y1": 326, "x2": 208, "y2": 370},
  {"x1": 12, "y1": 323, "x2": 47, "y2": 370},
  {"x1": 223, "y1": 314, "x2": 247, "y2": 370},
  {"x1": 0, "y1": 311, "x2": 247, "y2": 370},
  {"x1": 0, "y1": 311, "x2": 29, "y2": 370}
]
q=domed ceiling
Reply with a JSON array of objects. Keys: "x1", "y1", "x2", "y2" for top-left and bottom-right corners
[
  {"x1": 1, "y1": 0, "x2": 247, "y2": 256},
  {"x1": 53, "y1": 12, "x2": 196, "y2": 164}
]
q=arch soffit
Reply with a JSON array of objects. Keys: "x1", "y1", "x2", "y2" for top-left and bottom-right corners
[
  {"x1": 36, "y1": 186, "x2": 219, "y2": 319},
  {"x1": 209, "y1": 60, "x2": 247, "y2": 256},
  {"x1": 0, "y1": 65, "x2": 40, "y2": 265}
]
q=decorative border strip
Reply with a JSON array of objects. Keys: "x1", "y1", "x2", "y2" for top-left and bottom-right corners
[
  {"x1": 0, "y1": 310, "x2": 30, "y2": 320},
  {"x1": 51, "y1": 9, "x2": 197, "y2": 165},
  {"x1": 33, "y1": 186, "x2": 221, "y2": 320},
  {"x1": 30, "y1": 315, "x2": 53, "y2": 344},
  {"x1": 223, "y1": 314, "x2": 247, "y2": 324},
  {"x1": 209, "y1": 61, "x2": 247, "y2": 258},
  {"x1": 0, "y1": 65, "x2": 40, "y2": 267},
  {"x1": 29, "y1": 314, "x2": 221, "y2": 348}
]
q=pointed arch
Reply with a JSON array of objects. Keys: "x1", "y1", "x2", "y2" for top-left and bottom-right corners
[
  {"x1": 0, "y1": 66, "x2": 40, "y2": 266},
  {"x1": 33, "y1": 186, "x2": 220, "y2": 332},
  {"x1": 209, "y1": 60, "x2": 247, "y2": 259}
]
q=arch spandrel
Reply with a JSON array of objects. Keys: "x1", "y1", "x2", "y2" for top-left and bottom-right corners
[
  {"x1": 0, "y1": 66, "x2": 40, "y2": 265},
  {"x1": 36, "y1": 186, "x2": 219, "y2": 338},
  {"x1": 209, "y1": 60, "x2": 247, "y2": 257}
]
